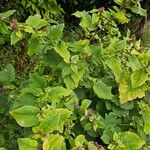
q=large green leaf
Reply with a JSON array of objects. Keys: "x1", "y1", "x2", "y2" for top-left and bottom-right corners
[
  {"x1": 28, "y1": 36, "x2": 43, "y2": 56},
  {"x1": 106, "y1": 57, "x2": 121, "y2": 83},
  {"x1": 113, "y1": 12, "x2": 129, "y2": 24},
  {"x1": 11, "y1": 31, "x2": 22, "y2": 45},
  {"x1": 12, "y1": 93, "x2": 37, "y2": 110},
  {"x1": 131, "y1": 70, "x2": 148, "y2": 88},
  {"x1": 47, "y1": 24, "x2": 64, "y2": 43},
  {"x1": 92, "y1": 13, "x2": 99, "y2": 25},
  {"x1": 29, "y1": 74, "x2": 47, "y2": 88},
  {"x1": 38, "y1": 111, "x2": 60, "y2": 133},
  {"x1": 73, "y1": 11, "x2": 95, "y2": 30},
  {"x1": 0, "y1": 64, "x2": 15, "y2": 83},
  {"x1": 39, "y1": 109, "x2": 72, "y2": 133},
  {"x1": 42, "y1": 48, "x2": 62, "y2": 67},
  {"x1": 119, "y1": 79, "x2": 148, "y2": 104},
  {"x1": 139, "y1": 103, "x2": 150, "y2": 135},
  {"x1": 64, "y1": 75, "x2": 76, "y2": 89},
  {"x1": 45, "y1": 86, "x2": 72, "y2": 103},
  {"x1": 114, "y1": 131, "x2": 145, "y2": 149},
  {"x1": 71, "y1": 67, "x2": 85, "y2": 86},
  {"x1": 10, "y1": 106, "x2": 40, "y2": 127},
  {"x1": 128, "y1": 56, "x2": 141, "y2": 71},
  {"x1": 131, "y1": 5, "x2": 147, "y2": 16},
  {"x1": 93, "y1": 80, "x2": 113, "y2": 100},
  {"x1": 26, "y1": 14, "x2": 46, "y2": 29},
  {"x1": 75, "y1": 135, "x2": 87, "y2": 147},
  {"x1": 18, "y1": 138, "x2": 38, "y2": 150},
  {"x1": 54, "y1": 42, "x2": 70, "y2": 63},
  {"x1": 1, "y1": 10, "x2": 16, "y2": 19},
  {"x1": 80, "y1": 99, "x2": 91, "y2": 110},
  {"x1": 43, "y1": 134, "x2": 66, "y2": 150}
]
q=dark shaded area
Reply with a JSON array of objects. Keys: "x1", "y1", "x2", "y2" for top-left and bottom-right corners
[{"x1": 57, "y1": 0, "x2": 114, "y2": 23}]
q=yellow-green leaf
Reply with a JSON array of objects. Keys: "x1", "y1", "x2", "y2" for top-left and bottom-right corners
[
  {"x1": 113, "y1": 12, "x2": 129, "y2": 24},
  {"x1": 54, "y1": 42, "x2": 70, "y2": 63},
  {"x1": 93, "y1": 80, "x2": 113, "y2": 100},
  {"x1": 106, "y1": 56, "x2": 121, "y2": 83},
  {"x1": 10, "y1": 106, "x2": 40, "y2": 127},
  {"x1": 139, "y1": 103, "x2": 150, "y2": 135},
  {"x1": 11, "y1": 31, "x2": 22, "y2": 45},
  {"x1": 131, "y1": 70, "x2": 148, "y2": 88},
  {"x1": 43, "y1": 134, "x2": 66, "y2": 150},
  {"x1": 18, "y1": 138, "x2": 38, "y2": 150},
  {"x1": 119, "y1": 80, "x2": 148, "y2": 104}
]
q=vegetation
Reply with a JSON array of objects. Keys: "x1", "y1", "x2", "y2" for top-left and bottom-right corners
[{"x1": 0, "y1": 0, "x2": 150, "y2": 149}]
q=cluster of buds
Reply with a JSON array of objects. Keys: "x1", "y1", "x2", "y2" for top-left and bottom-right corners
[
  {"x1": 98, "y1": 7, "x2": 105, "y2": 13},
  {"x1": 10, "y1": 19, "x2": 19, "y2": 31}
]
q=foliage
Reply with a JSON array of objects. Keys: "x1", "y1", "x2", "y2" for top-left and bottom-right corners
[
  {"x1": 0, "y1": 0, "x2": 150, "y2": 150},
  {"x1": 0, "y1": 0, "x2": 62, "y2": 19}
]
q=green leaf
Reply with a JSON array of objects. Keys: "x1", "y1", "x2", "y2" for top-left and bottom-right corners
[
  {"x1": 39, "y1": 109, "x2": 72, "y2": 133},
  {"x1": 0, "y1": 37, "x2": 5, "y2": 45},
  {"x1": 29, "y1": 74, "x2": 47, "y2": 88},
  {"x1": 0, "y1": 93, "x2": 9, "y2": 114},
  {"x1": 43, "y1": 134, "x2": 66, "y2": 150},
  {"x1": 45, "y1": 86, "x2": 72, "y2": 103},
  {"x1": 1, "y1": 10, "x2": 16, "y2": 19},
  {"x1": 113, "y1": 12, "x2": 129, "y2": 24},
  {"x1": 92, "y1": 13, "x2": 99, "y2": 25},
  {"x1": 26, "y1": 14, "x2": 42, "y2": 28},
  {"x1": 28, "y1": 36, "x2": 42, "y2": 56},
  {"x1": 139, "y1": 103, "x2": 150, "y2": 135},
  {"x1": 113, "y1": 40, "x2": 126, "y2": 50},
  {"x1": 131, "y1": 5, "x2": 147, "y2": 16},
  {"x1": 93, "y1": 80, "x2": 113, "y2": 100},
  {"x1": 75, "y1": 135, "x2": 87, "y2": 147},
  {"x1": 71, "y1": 55, "x2": 79, "y2": 64},
  {"x1": 21, "y1": 87, "x2": 42, "y2": 96},
  {"x1": 71, "y1": 67, "x2": 85, "y2": 86},
  {"x1": 106, "y1": 57, "x2": 121, "y2": 83},
  {"x1": 37, "y1": 19, "x2": 48, "y2": 29},
  {"x1": 10, "y1": 106, "x2": 40, "y2": 127},
  {"x1": 38, "y1": 111, "x2": 60, "y2": 133},
  {"x1": 73, "y1": 11, "x2": 94, "y2": 30},
  {"x1": 101, "y1": 113, "x2": 121, "y2": 144},
  {"x1": 0, "y1": 64, "x2": 15, "y2": 83},
  {"x1": 18, "y1": 138, "x2": 38, "y2": 150},
  {"x1": 80, "y1": 99, "x2": 91, "y2": 110},
  {"x1": 131, "y1": 70, "x2": 148, "y2": 88},
  {"x1": 0, "y1": 23, "x2": 10, "y2": 35},
  {"x1": 0, "y1": 148, "x2": 7, "y2": 150},
  {"x1": 12, "y1": 93, "x2": 37, "y2": 110},
  {"x1": 114, "y1": 0, "x2": 122, "y2": 5},
  {"x1": 54, "y1": 42, "x2": 70, "y2": 63},
  {"x1": 24, "y1": 26, "x2": 34, "y2": 33},
  {"x1": 42, "y1": 48, "x2": 62, "y2": 68},
  {"x1": 11, "y1": 31, "x2": 22, "y2": 45},
  {"x1": 64, "y1": 98, "x2": 75, "y2": 111},
  {"x1": 114, "y1": 131, "x2": 145, "y2": 149},
  {"x1": 47, "y1": 24, "x2": 64, "y2": 43},
  {"x1": 127, "y1": 56, "x2": 142, "y2": 71},
  {"x1": 64, "y1": 75, "x2": 76, "y2": 89},
  {"x1": 119, "y1": 79, "x2": 148, "y2": 104},
  {"x1": 87, "y1": 142, "x2": 97, "y2": 150}
]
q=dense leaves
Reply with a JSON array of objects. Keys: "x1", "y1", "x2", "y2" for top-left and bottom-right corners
[
  {"x1": 10, "y1": 106, "x2": 40, "y2": 127},
  {"x1": 0, "y1": 0, "x2": 150, "y2": 150}
]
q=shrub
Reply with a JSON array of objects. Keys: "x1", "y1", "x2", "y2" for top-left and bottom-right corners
[{"x1": 0, "y1": 1, "x2": 150, "y2": 149}]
